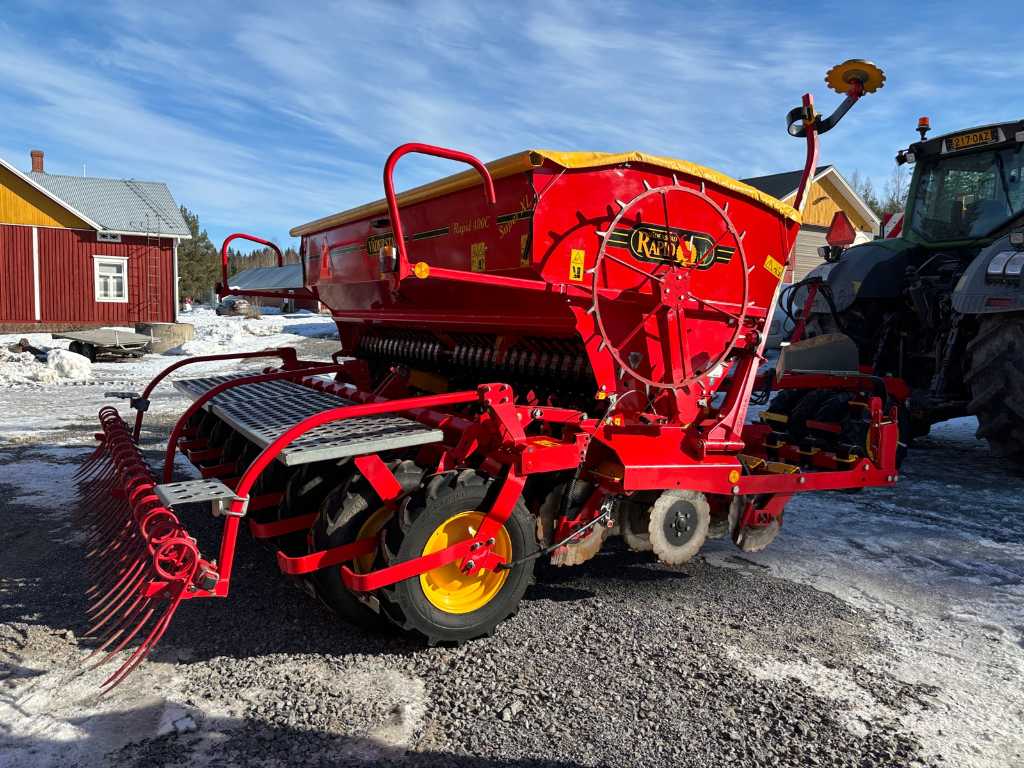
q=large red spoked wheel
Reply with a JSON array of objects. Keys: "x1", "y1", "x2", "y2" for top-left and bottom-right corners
[{"x1": 591, "y1": 182, "x2": 750, "y2": 390}]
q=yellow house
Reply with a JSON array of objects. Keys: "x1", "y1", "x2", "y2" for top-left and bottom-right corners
[{"x1": 742, "y1": 165, "x2": 880, "y2": 281}]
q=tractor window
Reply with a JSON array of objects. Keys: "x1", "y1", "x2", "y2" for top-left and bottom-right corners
[{"x1": 909, "y1": 145, "x2": 1024, "y2": 242}]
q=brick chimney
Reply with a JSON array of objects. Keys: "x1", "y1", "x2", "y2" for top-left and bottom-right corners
[{"x1": 30, "y1": 149, "x2": 44, "y2": 173}]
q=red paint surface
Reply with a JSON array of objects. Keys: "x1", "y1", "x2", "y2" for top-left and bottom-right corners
[
  {"x1": 0, "y1": 223, "x2": 175, "y2": 324},
  {"x1": 0, "y1": 225, "x2": 35, "y2": 321}
]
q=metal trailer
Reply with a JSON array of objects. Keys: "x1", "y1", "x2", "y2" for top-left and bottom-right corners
[
  {"x1": 76, "y1": 60, "x2": 896, "y2": 691},
  {"x1": 54, "y1": 328, "x2": 153, "y2": 361}
]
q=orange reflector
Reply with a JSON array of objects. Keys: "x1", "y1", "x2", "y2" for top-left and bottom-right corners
[{"x1": 413, "y1": 261, "x2": 430, "y2": 279}]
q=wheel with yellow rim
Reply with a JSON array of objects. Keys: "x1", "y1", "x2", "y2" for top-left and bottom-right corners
[
  {"x1": 380, "y1": 470, "x2": 534, "y2": 644},
  {"x1": 309, "y1": 459, "x2": 424, "y2": 629}
]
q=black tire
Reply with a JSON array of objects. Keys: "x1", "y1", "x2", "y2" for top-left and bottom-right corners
[
  {"x1": 309, "y1": 460, "x2": 423, "y2": 629},
  {"x1": 81, "y1": 343, "x2": 97, "y2": 362},
  {"x1": 69, "y1": 341, "x2": 82, "y2": 355},
  {"x1": 965, "y1": 314, "x2": 1024, "y2": 462},
  {"x1": 379, "y1": 471, "x2": 534, "y2": 644},
  {"x1": 275, "y1": 462, "x2": 347, "y2": 556}
]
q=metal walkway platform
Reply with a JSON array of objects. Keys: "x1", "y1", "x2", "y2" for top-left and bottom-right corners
[{"x1": 173, "y1": 374, "x2": 442, "y2": 466}]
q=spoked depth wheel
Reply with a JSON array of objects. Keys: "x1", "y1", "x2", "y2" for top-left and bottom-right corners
[{"x1": 591, "y1": 182, "x2": 750, "y2": 390}]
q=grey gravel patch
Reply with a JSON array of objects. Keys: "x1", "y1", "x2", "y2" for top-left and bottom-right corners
[{"x1": 1, "y1": 445, "x2": 938, "y2": 768}]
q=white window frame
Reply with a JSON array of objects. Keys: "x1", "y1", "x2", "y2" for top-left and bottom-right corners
[{"x1": 93, "y1": 255, "x2": 129, "y2": 303}]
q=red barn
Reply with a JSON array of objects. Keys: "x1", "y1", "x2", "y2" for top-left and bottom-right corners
[{"x1": 0, "y1": 150, "x2": 191, "y2": 331}]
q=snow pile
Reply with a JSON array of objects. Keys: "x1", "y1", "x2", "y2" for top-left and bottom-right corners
[
  {"x1": 46, "y1": 348, "x2": 92, "y2": 380},
  {"x1": 0, "y1": 347, "x2": 92, "y2": 387}
]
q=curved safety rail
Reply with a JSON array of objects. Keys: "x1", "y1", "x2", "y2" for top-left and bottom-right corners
[
  {"x1": 131, "y1": 349, "x2": 301, "y2": 440},
  {"x1": 383, "y1": 143, "x2": 496, "y2": 279},
  {"x1": 161, "y1": 363, "x2": 346, "y2": 481},
  {"x1": 215, "y1": 390, "x2": 482, "y2": 590}
]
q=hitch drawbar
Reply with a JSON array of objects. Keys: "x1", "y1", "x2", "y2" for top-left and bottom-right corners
[{"x1": 77, "y1": 407, "x2": 220, "y2": 691}]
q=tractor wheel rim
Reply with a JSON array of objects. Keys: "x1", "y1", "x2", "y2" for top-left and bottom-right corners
[{"x1": 419, "y1": 511, "x2": 511, "y2": 614}]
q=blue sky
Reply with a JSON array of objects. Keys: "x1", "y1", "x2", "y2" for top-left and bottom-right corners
[{"x1": 0, "y1": 1, "x2": 1017, "y2": 250}]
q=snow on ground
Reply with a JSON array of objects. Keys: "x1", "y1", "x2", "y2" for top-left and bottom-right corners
[
  {"x1": 706, "y1": 416, "x2": 1024, "y2": 767},
  {"x1": 0, "y1": 308, "x2": 338, "y2": 442}
]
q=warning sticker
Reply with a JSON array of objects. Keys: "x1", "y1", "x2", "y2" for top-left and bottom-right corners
[
  {"x1": 763, "y1": 254, "x2": 785, "y2": 280},
  {"x1": 569, "y1": 249, "x2": 586, "y2": 281},
  {"x1": 471, "y1": 242, "x2": 487, "y2": 272},
  {"x1": 520, "y1": 233, "x2": 530, "y2": 267}
]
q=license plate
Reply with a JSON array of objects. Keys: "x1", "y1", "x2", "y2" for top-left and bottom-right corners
[{"x1": 945, "y1": 128, "x2": 996, "y2": 152}]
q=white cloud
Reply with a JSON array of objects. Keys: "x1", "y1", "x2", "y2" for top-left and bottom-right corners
[{"x1": 0, "y1": 0, "x2": 1019, "y2": 249}]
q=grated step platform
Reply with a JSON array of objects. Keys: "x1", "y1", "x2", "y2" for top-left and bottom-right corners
[{"x1": 172, "y1": 375, "x2": 442, "y2": 466}]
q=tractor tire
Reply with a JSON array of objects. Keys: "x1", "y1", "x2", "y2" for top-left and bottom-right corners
[
  {"x1": 965, "y1": 314, "x2": 1024, "y2": 462},
  {"x1": 378, "y1": 470, "x2": 534, "y2": 644},
  {"x1": 309, "y1": 460, "x2": 423, "y2": 629}
]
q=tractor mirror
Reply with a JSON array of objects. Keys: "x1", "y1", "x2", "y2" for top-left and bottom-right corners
[{"x1": 826, "y1": 211, "x2": 857, "y2": 247}]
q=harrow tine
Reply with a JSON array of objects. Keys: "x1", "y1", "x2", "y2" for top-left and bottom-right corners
[
  {"x1": 101, "y1": 592, "x2": 185, "y2": 693},
  {"x1": 80, "y1": 407, "x2": 207, "y2": 691},
  {"x1": 86, "y1": 558, "x2": 148, "y2": 618},
  {"x1": 90, "y1": 604, "x2": 156, "y2": 672},
  {"x1": 86, "y1": 576, "x2": 151, "y2": 637}
]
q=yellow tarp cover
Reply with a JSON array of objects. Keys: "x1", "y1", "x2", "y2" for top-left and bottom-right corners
[{"x1": 290, "y1": 149, "x2": 799, "y2": 237}]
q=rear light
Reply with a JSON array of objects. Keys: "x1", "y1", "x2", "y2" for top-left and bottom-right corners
[{"x1": 985, "y1": 297, "x2": 1016, "y2": 308}]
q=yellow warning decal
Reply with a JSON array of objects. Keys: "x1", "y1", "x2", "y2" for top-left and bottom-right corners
[
  {"x1": 471, "y1": 242, "x2": 487, "y2": 272},
  {"x1": 520, "y1": 233, "x2": 530, "y2": 267},
  {"x1": 764, "y1": 254, "x2": 785, "y2": 280},
  {"x1": 569, "y1": 249, "x2": 586, "y2": 281}
]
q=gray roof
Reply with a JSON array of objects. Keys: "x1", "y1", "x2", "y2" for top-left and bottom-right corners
[
  {"x1": 28, "y1": 171, "x2": 191, "y2": 237},
  {"x1": 741, "y1": 165, "x2": 832, "y2": 200},
  {"x1": 228, "y1": 264, "x2": 304, "y2": 290}
]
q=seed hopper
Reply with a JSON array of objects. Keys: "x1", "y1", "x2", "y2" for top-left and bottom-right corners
[{"x1": 78, "y1": 60, "x2": 896, "y2": 688}]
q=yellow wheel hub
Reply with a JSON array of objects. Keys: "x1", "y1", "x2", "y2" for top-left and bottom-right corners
[
  {"x1": 354, "y1": 507, "x2": 392, "y2": 574},
  {"x1": 419, "y1": 511, "x2": 511, "y2": 614}
]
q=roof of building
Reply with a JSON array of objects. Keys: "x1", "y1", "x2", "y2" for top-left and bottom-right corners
[
  {"x1": 228, "y1": 264, "x2": 304, "y2": 290},
  {"x1": 27, "y1": 171, "x2": 191, "y2": 237},
  {"x1": 741, "y1": 165, "x2": 833, "y2": 199},
  {"x1": 741, "y1": 164, "x2": 880, "y2": 231}
]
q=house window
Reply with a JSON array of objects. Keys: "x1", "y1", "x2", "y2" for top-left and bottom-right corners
[
  {"x1": 94, "y1": 256, "x2": 129, "y2": 303},
  {"x1": 97, "y1": 232, "x2": 123, "y2": 243}
]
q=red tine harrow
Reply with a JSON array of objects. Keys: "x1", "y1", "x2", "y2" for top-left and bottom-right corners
[{"x1": 77, "y1": 407, "x2": 211, "y2": 691}]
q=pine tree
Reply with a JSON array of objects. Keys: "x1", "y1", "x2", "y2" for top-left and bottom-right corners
[{"x1": 176, "y1": 207, "x2": 220, "y2": 304}]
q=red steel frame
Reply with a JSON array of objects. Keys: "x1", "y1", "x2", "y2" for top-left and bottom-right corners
[{"x1": 91, "y1": 75, "x2": 897, "y2": 610}]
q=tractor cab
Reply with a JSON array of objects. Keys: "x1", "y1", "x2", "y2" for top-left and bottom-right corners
[{"x1": 898, "y1": 119, "x2": 1024, "y2": 247}]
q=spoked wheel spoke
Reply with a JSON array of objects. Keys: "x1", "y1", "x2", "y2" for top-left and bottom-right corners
[
  {"x1": 602, "y1": 252, "x2": 665, "y2": 283},
  {"x1": 686, "y1": 294, "x2": 744, "y2": 324},
  {"x1": 590, "y1": 182, "x2": 749, "y2": 391}
]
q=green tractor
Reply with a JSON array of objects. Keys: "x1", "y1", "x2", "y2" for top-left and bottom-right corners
[{"x1": 778, "y1": 118, "x2": 1024, "y2": 462}]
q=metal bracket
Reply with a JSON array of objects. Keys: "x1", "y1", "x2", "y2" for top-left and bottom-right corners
[
  {"x1": 105, "y1": 391, "x2": 150, "y2": 412},
  {"x1": 154, "y1": 478, "x2": 237, "y2": 516}
]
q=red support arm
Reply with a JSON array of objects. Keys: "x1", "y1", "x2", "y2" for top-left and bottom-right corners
[
  {"x1": 214, "y1": 390, "x2": 483, "y2": 593},
  {"x1": 383, "y1": 143, "x2": 496, "y2": 280}
]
